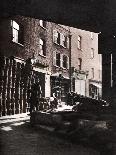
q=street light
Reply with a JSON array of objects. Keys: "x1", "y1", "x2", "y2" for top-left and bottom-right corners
[{"x1": 58, "y1": 70, "x2": 64, "y2": 103}]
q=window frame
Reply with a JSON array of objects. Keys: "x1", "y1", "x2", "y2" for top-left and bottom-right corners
[
  {"x1": 78, "y1": 58, "x2": 82, "y2": 70},
  {"x1": 53, "y1": 30, "x2": 60, "y2": 45},
  {"x1": 39, "y1": 20, "x2": 46, "y2": 28},
  {"x1": 90, "y1": 48, "x2": 94, "y2": 59},
  {"x1": 56, "y1": 52, "x2": 61, "y2": 67},
  {"x1": 39, "y1": 38, "x2": 46, "y2": 56},
  {"x1": 62, "y1": 55, "x2": 69, "y2": 69},
  {"x1": 11, "y1": 20, "x2": 24, "y2": 46},
  {"x1": 91, "y1": 68, "x2": 94, "y2": 79},
  {"x1": 77, "y1": 35, "x2": 82, "y2": 50}
]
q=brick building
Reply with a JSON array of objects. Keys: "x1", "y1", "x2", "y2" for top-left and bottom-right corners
[
  {"x1": 70, "y1": 27, "x2": 102, "y2": 99},
  {"x1": 0, "y1": 16, "x2": 71, "y2": 101}
]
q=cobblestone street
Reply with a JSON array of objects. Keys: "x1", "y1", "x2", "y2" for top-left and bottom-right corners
[{"x1": 0, "y1": 113, "x2": 100, "y2": 155}]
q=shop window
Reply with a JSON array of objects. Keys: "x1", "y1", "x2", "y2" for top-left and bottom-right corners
[
  {"x1": 77, "y1": 35, "x2": 82, "y2": 49},
  {"x1": 11, "y1": 20, "x2": 24, "y2": 45},
  {"x1": 39, "y1": 38, "x2": 46, "y2": 56},
  {"x1": 39, "y1": 20, "x2": 46, "y2": 28}
]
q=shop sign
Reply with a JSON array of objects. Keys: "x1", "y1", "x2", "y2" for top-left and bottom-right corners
[{"x1": 73, "y1": 72, "x2": 86, "y2": 80}]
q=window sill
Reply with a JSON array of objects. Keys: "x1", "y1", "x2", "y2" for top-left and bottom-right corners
[
  {"x1": 12, "y1": 41, "x2": 24, "y2": 47},
  {"x1": 53, "y1": 65, "x2": 69, "y2": 70},
  {"x1": 78, "y1": 48, "x2": 83, "y2": 52},
  {"x1": 62, "y1": 67, "x2": 69, "y2": 70},
  {"x1": 40, "y1": 25, "x2": 47, "y2": 30},
  {"x1": 54, "y1": 42, "x2": 68, "y2": 49},
  {"x1": 39, "y1": 54, "x2": 46, "y2": 58},
  {"x1": 53, "y1": 65, "x2": 61, "y2": 68}
]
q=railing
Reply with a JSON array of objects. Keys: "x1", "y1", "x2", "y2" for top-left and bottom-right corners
[{"x1": 0, "y1": 56, "x2": 41, "y2": 116}]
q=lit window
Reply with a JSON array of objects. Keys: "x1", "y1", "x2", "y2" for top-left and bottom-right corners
[
  {"x1": 91, "y1": 68, "x2": 94, "y2": 79},
  {"x1": 91, "y1": 48, "x2": 94, "y2": 59},
  {"x1": 39, "y1": 20, "x2": 46, "y2": 28},
  {"x1": 78, "y1": 58, "x2": 82, "y2": 70},
  {"x1": 11, "y1": 20, "x2": 24, "y2": 45},
  {"x1": 39, "y1": 38, "x2": 46, "y2": 56},
  {"x1": 77, "y1": 36, "x2": 81, "y2": 49}
]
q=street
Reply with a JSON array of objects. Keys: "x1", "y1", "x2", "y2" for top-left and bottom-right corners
[{"x1": 0, "y1": 113, "x2": 100, "y2": 155}]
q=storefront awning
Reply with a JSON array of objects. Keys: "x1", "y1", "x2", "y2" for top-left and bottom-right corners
[{"x1": 90, "y1": 82, "x2": 102, "y2": 89}]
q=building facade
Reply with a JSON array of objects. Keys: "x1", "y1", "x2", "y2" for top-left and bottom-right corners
[
  {"x1": 70, "y1": 28, "x2": 102, "y2": 99},
  {"x1": 0, "y1": 16, "x2": 71, "y2": 101}
]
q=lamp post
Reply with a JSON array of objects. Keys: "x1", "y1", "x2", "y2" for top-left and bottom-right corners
[{"x1": 58, "y1": 70, "x2": 63, "y2": 103}]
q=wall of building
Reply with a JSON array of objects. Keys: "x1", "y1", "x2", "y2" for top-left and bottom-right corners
[
  {"x1": 70, "y1": 27, "x2": 102, "y2": 81},
  {"x1": 50, "y1": 23, "x2": 70, "y2": 78},
  {"x1": 70, "y1": 27, "x2": 102, "y2": 97}
]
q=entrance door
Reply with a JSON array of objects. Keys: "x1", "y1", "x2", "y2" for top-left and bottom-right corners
[{"x1": 75, "y1": 80, "x2": 86, "y2": 96}]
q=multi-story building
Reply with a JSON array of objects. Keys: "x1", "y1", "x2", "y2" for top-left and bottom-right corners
[
  {"x1": 70, "y1": 27, "x2": 102, "y2": 99},
  {"x1": 0, "y1": 16, "x2": 71, "y2": 101}
]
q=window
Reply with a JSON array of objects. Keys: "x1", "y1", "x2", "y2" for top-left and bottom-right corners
[
  {"x1": 60, "y1": 34, "x2": 68, "y2": 48},
  {"x1": 39, "y1": 20, "x2": 46, "y2": 28},
  {"x1": 78, "y1": 58, "x2": 82, "y2": 70},
  {"x1": 66, "y1": 36, "x2": 70, "y2": 49},
  {"x1": 39, "y1": 38, "x2": 46, "y2": 56},
  {"x1": 90, "y1": 48, "x2": 94, "y2": 59},
  {"x1": 53, "y1": 51, "x2": 69, "y2": 69},
  {"x1": 63, "y1": 55, "x2": 69, "y2": 69},
  {"x1": 60, "y1": 33, "x2": 65, "y2": 47},
  {"x1": 90, "y1": 32, "x2": 94, "y2": 40},
  {"x1": 56, "y1": 53, "x2": 60, "y2": 67},
  {"x1": 91, "y1": 68, "x2": 94, "y2": 79},
  {"x1": 53, "y1": 30, "x2": 60, "y2": 44},
  {"x1": 77, "y1": 35, "x2": 81, "y2": 49},
  {"x1": 11, "y1": 20, "x2": 24, "y2": 45},
  {"x1": 53, "y1": 30, "x2": 69, "y2": 48}
]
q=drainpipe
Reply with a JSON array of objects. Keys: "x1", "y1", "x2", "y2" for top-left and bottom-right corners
[{"x1": 69, "y1": 33, "x2": 72, "y2": 92}]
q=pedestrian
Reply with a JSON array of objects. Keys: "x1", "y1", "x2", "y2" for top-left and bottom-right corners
[
  {"x1": 29, "y1": 79, "x2": 42, "y2": 113},
  {"x1": 50, "y1": 93, "x2": 58, "y2": 110}
]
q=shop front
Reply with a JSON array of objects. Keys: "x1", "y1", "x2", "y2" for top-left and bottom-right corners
[
  {"x1": 72, "y1": 70, "x2": 88, "y2": 96},
  {"x1": 50, "y1": 73, "x2": 70, "y2": 102},
  {"x1": 89, "y1": 80, "x2": 102, "y2": 99}
]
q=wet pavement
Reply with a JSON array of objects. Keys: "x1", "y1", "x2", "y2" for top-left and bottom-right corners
[{"x1": 0, "y1": 113, "x2": 101, "y2": 155}]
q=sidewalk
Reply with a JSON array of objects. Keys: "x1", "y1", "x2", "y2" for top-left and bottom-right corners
[{"x1": 0, "y1": 113, "x2": 100, "y2": 155}]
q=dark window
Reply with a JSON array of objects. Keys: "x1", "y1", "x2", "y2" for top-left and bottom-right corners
[
  {"x1": 77, "y1": 35, "x2": 81, "y2": 49},
  {"x1": 56, "y1": 53, "x2": 60, "y2": 67},
  {"x1": 91, "y1": 68, "x2": 94, "y2": 79},
  {"x1": 63, "y1": 55, "x2": 68, "y2": 68},
  {"x1": 78, "y1": 58, "x2": 82, "y2": 70}
]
